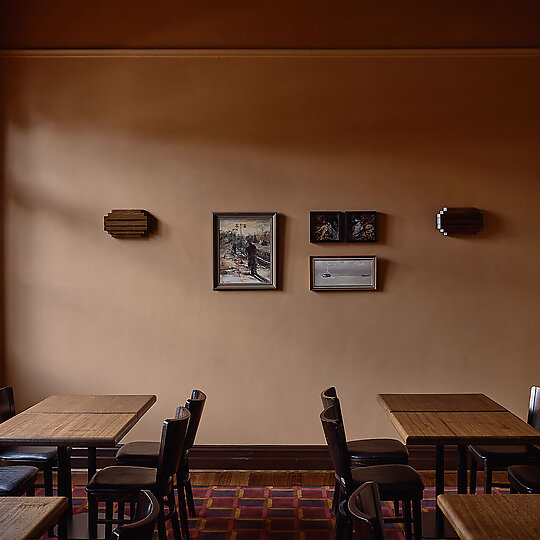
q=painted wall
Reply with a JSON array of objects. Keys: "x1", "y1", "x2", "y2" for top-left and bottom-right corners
[{"x1": 1, "y1": 51, "x2": 540, "y2": 444}]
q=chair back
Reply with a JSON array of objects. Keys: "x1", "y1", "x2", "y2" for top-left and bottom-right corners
[
  {"x1": 0, "y1": 387, "x2": 15, "y2": 423},
  {"x1": 321, "y1": 387, "x2": 345, "y2": 422},
  {"x1": 182, "y1": 389, "x2": 206, "y2": 452},
  {"x1": 320, "y1": 404, "x2": 353, "y2": 493},
  {"x1": 112, "y1": 490, "x2": 160, "y2": 539},
  {"x1": 157, "y1": 408, "x2": 190, "y2": 482},
  {"x1": 348, "y1": 482, "x2": 387, "y2": 540},
  {"x1": 528, "y1": 386, "x2": 540, "y2": 431}
]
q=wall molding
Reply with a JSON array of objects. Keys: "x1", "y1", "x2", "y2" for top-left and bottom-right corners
[{"x1": 73, "y1": 444, "x2": 458, "y2": 471}]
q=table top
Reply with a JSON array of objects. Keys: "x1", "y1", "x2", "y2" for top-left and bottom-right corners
[
  {"x1": 388, "y1": 411, "x2": 540, "y2": 445},
  {"x1": 23, "y1": 394, "x2": 156, "y2": 417},
  {"x1": 0, "y1": 412, "x2": 141, "y2": 446},
  {"x1": 377, "y1": 393, "x2": 506, "y2": 413},
  {"x1": 0, "y1": 496, "x2": 69, "y2": 540},
  {"x1": 437, "y1": 494, "x2": 540, "y2": 540}
]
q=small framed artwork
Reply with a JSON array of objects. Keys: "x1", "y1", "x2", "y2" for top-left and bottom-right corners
[
  {"x1": 310, "y1": 211, "x2": 343, "y2": 242},
  {"x1": 345, "y1": 211, "x2": 377, "y2": 242},
  {"x1": 213, "y1": 213, "x2": 277, "y2": 290},
  {"x1": 310, "y1": 256, "x2": 377, "y2": 291}
]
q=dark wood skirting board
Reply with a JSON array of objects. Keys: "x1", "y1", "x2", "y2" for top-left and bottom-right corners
[{"x1": 71, "y1": 444, "x2": 458, "y2": 471}]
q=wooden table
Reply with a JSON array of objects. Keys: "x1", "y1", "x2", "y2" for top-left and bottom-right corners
[
  {"x1": 0, "y1": 496, "x2": 69, "y2": 540},
  {"x1": 0, "y1": 394, "x2": 156, "y2": 539},
  {"x1": 377, "y1": 393, "x2": 540, "y2": 539},
  {"x1": 437, "y1": 494, "x2": 540, "y2": 539}
]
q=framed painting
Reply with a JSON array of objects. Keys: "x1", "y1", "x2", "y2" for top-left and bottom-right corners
[
  {"x1": 345, "y1": 211, "x2": 377, "y2": 242},
  {"x1": 310, "y1": 211, "x2": 343, "y2": 242},
  {"x1": 310, "y1": 256, "x2": 377, "y2": 291},
  {"x1": 213, "y1": 213, "x2": 277, "y2": 290}
]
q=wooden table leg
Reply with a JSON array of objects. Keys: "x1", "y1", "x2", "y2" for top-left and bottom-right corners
[
  {"x1": 56, "y1": 446, "x2": 72, "y2": 540},
  {"x1": 88, "y1": 447, "x2": 97, "y2": 483},
  {"x1": 457, "y1": 444, "x2": 468, "y2": 494}
]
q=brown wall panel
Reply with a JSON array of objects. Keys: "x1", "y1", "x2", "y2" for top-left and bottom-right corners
[
  {"x1": 1, "y1": 51, "x2": 540, "y2": 444},
  {"x1": 1, "y1": 1, "x2": 540, "y2": 50}
]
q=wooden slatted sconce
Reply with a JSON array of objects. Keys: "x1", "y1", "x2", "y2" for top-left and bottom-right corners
[
  {"x1": 104, "y1": 209, "x2": 150, "y2": 238},
  {"x1": 436, "y1": 207, "x2": 483, "y2": 236}
]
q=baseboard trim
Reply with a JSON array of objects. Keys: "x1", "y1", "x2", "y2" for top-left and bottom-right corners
[{"x1": 72, "y1": 444, "x2": 459, "y2": 471}]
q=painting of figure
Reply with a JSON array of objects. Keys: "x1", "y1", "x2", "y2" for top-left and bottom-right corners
[
  {"x1": 310, "y1": 212, "x2": 343, "y2": 242},
  {"x1": 345, "y1": 211, "x2": 377, "y2": 242},
  {"x1": 213, "y1": 213, "x2": 277, "y2": 290}
]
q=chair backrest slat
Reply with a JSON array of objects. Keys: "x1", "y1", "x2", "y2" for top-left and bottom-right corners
[
  {"x1": 0, "y1": 387, "x2": 16, "y2": 423},
  {"x1": 320, "y1": 404, "x2": 353, "y2": 492},
  {"x1": 348, "y1": 482, "x2": 387, "y2": 540},
  {"x1": 157, "y1": 408, "x2": 190, "y2": 482},
  {"x1": 183, "y1": 389, "x2": 206, "y2": 452},
  {"x1": 528, "y1": 386, "x2": 540, "y2": 431}
]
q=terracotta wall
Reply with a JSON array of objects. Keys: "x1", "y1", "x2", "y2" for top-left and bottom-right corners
[{"x1": 1, "y1": 50, "x2": 539, "y2": 444}]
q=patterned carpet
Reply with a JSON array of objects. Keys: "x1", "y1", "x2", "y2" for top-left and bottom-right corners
[{"x1": 40, "y1": 484, "x2": 509, "y2": 539}]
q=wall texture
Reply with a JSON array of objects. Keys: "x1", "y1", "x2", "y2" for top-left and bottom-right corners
[{"x1": 1, "y1": 51, "x2": 540, "y2": 444}]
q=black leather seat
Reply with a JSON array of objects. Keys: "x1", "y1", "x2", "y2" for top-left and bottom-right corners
[
  {"x1": 508, "y1": 465, "x2": 540, "y2": 494},
  {"x1": 347, "y1": 439, "x2": 409, "y2": 467},
  {"x1": 468, "y1": 386, "x2": 540, "y2": 494},
  {"x1": 0, "y1": 465, "x2": 39, "y2": 496},
  {"x1": 0, "y1": 387, "x2": 57, "y2": 496},
  {"x1": 87, "y1": 466, "x2": 159, "y2": 493},
  {"x1": 116, "y1": 442, "x2": 159, "y2": 469},
  {"x1": 350, "y1": 465, "x2": 424, "y2": 500}
]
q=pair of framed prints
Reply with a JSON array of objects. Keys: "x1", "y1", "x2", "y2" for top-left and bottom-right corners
[{"x1": 212, "y1": 212, "x2": 377, "y2": 291}]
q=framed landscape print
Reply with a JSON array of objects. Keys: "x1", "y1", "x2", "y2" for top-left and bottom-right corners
[
  {"x1": 213, "y1": 213, "x2": 277, "y2": 290},
  {"x1": 310, "y1": 212, "x2": 343, "y2": 243},
  {"x1": 345, "y1": 211, "x2": 377, "y2": 242},
  {"x1": 310, "y1": 256, "x2": 377, "y2": 291}
]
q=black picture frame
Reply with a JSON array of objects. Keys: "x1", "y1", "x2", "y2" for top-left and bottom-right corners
[
  {"x1": 345, "y1": 211, "x2": 377, "y2": 242},
  {"x1": 212, "y1": 212, "x2": 277, "y2": 290},
  {"x1": 309, "y1": 211, "x2": 343, "y2": 243}
]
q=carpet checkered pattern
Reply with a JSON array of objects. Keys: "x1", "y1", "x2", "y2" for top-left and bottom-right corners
[{"x1": 40, "y1": 484, "x2": 509, "y2": 539}]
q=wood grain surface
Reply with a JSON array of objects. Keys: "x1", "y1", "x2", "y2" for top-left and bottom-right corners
[
  {"x1": 389, "y1": 411, "x2": 540, "y2": 445},
  {"x1": 0, "y1": 412, "x2": 140, "y2": 446},
  {"x1": 437, "y1": 494, "x2": 540, "y2": 540},
  {"x1": 377, "y1": 393, "x2": 506, "y2": 413},
  {"x1": 0, "y1": 497, "x2": 68, "y2": 540},
  {"x1": 22, "y1": 394, "x2": 156, "y2": 417}
]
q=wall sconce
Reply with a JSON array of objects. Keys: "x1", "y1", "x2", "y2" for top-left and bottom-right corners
[
  {"x1": 104, "y1": 209, "x2": 150, "y2": 238},
  {"x1": 436, "y1": 207, "x2": 483, "y2": 236}
]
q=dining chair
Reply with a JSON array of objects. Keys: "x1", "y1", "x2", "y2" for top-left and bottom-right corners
[
  {"x1": 0, "y1": 465, "x2": 39, "y2": 496},
  {"x1": 508, "y1": 464, "x2": 540, "y2": 494},
  {"x1": 87, "y1": 408, "x2": 190, "y2": 540},
  {"x1": 347, "y1": 482, "x2": 387, "y2": 540},
  {"x1": 116, "y1": 389, "x2": 206, "y2": 539},
  {"x1": 321, "y1": 388, "x2": 408, "y2": 514},
  {"x1": 468, "y1": 385, "x2": 540, "y2": 493},
  {"x1": 321, "y1": 404, "x2": 423, "y2": 540},
  {"x1": 0, "y1": 387, "x2": 57, "y2": 496},
  {"x1": 112, "y1": 490, "x2": 160, "y2": 539}
]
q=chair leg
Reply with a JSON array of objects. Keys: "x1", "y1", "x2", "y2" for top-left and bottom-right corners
[
  {"x1": 403, "y1": 500, "x2": 413, "y2": 540},
  {"x1": 105, "y1": 501, "x2": 113, "y2": 539},
  {"x1": 484, "y1": 463, "x2": 493, "y2": 494},
  {"x1": 185, "y1": 479, "x2": 197, "y2": 517},
  {"x1": 469, "y1": 458, "x2": 477, "y2": 494},
  {"x1": 394, "y1": 500, "x2": 400, "y2": 516},
  {"x1": 412, "y1": 499, "x2": 422, "y2": 540},
  {"x1": 331, "y1": 479, "x2": 340, "y2": 514},
  {"x1": 117, "y1": 501, "x2": 125, "y2": 523},
  {"x1": 167, "y1": 491, "x2": 182, "y2": 540},
  {"x1": 26, "y1": 486, "x2": 35, "y2": 496},
  {"x1": 177, "y1": 480, "x2": 191, "y2": 540},
  {"x1": 43, "y1": 465, "x2": 54, "y2": 496},
  {"x1": 88, "y1": 495, "x2": 99, "y2": 540},
  {"x1": 156, "y1": 498, "x2": 167, "y2": 540}
]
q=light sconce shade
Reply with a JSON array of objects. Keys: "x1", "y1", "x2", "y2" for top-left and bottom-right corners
[
  {"x1": 104, "y1": 209, "x2": 149, "y2": 238},
  {"x1": 436, "y1": 207, "x2": 483, "y2": 236}
]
